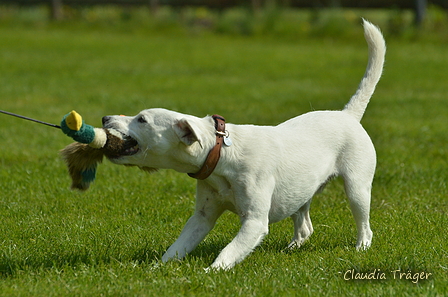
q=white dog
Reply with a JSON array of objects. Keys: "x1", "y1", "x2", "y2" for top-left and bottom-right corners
[{"x1": 102, "y1": 20, "x2": 386, "y2": 270}]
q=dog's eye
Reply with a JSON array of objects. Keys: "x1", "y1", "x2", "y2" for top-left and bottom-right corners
[{"x1": 138, "y1": 116, "x2": 147, "y2": 124}]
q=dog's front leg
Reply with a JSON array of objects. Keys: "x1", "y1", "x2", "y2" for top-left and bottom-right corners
[
  {"x1": 162, "y1": 183, "x2": 224, "y2": 263},
  {"x1": 210, "y1": 215, "x2": 269, "y2": 270},
  {"x1": 209, "y1": 181, "x2": 273, "y2": 270}
]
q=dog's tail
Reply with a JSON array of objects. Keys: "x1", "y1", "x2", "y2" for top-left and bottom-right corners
[{"x1": 343, "y1": 19, "x2": 386, "y2": 122}]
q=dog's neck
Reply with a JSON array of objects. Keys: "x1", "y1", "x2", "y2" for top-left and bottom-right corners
[{"x1": 188, "y1": 115, "x2": 226, "y2": 180}]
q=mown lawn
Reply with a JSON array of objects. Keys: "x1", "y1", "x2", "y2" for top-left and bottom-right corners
[{"x1": 0, "y1": 19, "x2": 447, "y2": 296}]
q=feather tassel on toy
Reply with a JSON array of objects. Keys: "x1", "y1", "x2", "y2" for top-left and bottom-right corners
[{"x1": 60, "y1": 110, "x2": 127, "y2": 191}]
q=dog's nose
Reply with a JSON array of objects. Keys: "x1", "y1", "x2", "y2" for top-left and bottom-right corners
[{"x1": 102, "y1": 116, "x2": 111, "y2": 126}]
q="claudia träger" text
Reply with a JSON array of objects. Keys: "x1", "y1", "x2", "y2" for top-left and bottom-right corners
[{"x1": 343, "y1": 269, "x2": 432, "y2": 283}]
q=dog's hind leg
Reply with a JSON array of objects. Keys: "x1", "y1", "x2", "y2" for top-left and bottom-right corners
[
  {"x1": 342, "y1": 160, "x2": 375, "y2": 249},
  {"x1": 288, "y1": 200, "x2": 313, "y2": 249},
  {"x1": 345, "y1": 178, "x2": 373, "y2": 249}
]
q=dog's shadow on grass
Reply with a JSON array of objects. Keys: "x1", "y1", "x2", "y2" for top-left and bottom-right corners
[
  {"x1": 0, "y1": 237, "x2": 356, "y2": 278},
  {"x1": 0, "y1": 240, "x2": 222, "y2": 278},
  {"x1": 0, "y1": 246, "x2": 165, "y2": 278},
  {"x1": 170, "y1": 237, "x2": 353, "y2": 267}
]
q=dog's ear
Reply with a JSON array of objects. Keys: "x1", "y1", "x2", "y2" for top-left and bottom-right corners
[{"x1": 173, "y1": 118, "x2": 203, "y2": 148}]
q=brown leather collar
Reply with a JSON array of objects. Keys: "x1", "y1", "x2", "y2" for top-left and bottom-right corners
[{"x1": 188, "y1": 115, "x2": 226, "y2": 180}]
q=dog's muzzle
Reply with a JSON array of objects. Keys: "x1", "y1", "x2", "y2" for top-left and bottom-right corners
[
  {"x1": 101, "y1": 116, "x2": 140, "y2": 159},
  {"x1": 102, "y1": 129, "x2": 139, "y2": 159}
]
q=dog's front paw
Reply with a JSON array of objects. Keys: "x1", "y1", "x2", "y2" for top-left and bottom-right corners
[
  {"x1": 206, "y1": 265, "x2": 225, "y2": 272},
  {"x1": 356, "y1": 241, "x2": 372, "y2": 251},
  {"x1": 161, "y1": 253, "x2": 172, "y2": 263},
  {"x1": 286, "y1": 239, "x2": 306, "y2": 250},
  {"x1": 162, "y1": 248, "x2": 187, "y2": 263},
  {"x1": 208, "y1": 259, "x2": 235, "y2": 271}
]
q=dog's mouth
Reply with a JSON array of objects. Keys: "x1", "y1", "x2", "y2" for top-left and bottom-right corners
[
  {"x1": 103, "y1": 129, "x2": 140, "y2": 159},
  {"x1": 119, "y1": 137, "x2": 140, "y2": 156}
]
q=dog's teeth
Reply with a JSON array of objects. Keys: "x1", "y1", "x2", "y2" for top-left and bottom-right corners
[{"x1": 124, "y1": 144, "x2": 139, "y2": 154}]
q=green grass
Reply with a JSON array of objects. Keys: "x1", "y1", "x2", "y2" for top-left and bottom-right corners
[{"x1": 0, "y1": 12, "x2": 447, "y2": 296}]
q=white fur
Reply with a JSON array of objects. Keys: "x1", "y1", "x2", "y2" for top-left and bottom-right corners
[{"x1": 102, "y1": 20, "x2": 385, "y2": 270}]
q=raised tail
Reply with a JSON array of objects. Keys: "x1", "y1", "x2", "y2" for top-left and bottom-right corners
[{"x1": 343, "y1": 19, "x2": 386, "y2": 122}]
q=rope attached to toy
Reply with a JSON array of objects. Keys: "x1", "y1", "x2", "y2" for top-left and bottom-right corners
[{"x1": 0, "y1": 110, "x2": 61, "y2": 128}]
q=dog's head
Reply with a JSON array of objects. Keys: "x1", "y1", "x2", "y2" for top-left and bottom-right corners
[{"x1": 102, "y1": 108, "x2": 214, "y2": 173}]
